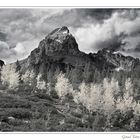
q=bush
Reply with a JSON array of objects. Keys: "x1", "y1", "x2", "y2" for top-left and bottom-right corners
[
  {"x1": 54, "y1": 72, "x2": 140, "y2": 130},
  {"x1": 21, "y1": 70, "x2": 35, "y2": 86},
  {"x1": 1, "y1": 64, "x2": 19, "y2": 89},
  {"x1": 36, "y1": 74, "x2": 46, "y2": 90},
  {"x1": 72, "y1": 78, "x2": 119, "y2": 114},
  {"x1": 7, "y1": 108, "x2": 32, "y2": 119}
]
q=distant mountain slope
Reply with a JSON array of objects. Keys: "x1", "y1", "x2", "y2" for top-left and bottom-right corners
[{"x1": 90, "y1": 48, "x2": 140, "y2": 71}]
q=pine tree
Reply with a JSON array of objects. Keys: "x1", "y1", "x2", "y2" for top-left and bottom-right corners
[{"x1": 16, "y1": 60, "x2": 21, "y2": 72}]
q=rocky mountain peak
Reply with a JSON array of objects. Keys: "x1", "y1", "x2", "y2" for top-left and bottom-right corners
[
  {"x1": 28, "y1": 26, "x2": 81, "y2": 66},
  {"x1": 46, "y1": 26, "x2": 70, "y2": 43},
  {"x1": 48, "y1": 26, "x2": 70, "y2": 36},
  {"x1": 19, "y1": 27, "x2": 140, "y2": 79},
  {"x1": 36, "y1": 26, "x2": 80, "y2": 55}
]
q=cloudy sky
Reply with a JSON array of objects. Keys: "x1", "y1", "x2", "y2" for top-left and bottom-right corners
[{"x1": 0, "y1": 8, "x2": 140, "y2": 63}]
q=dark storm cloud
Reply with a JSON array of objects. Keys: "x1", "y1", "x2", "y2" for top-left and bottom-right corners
[
  {"x1": 43, "y1": 9, "x2": 116, "y2": 30},
  {"x1": 74, "y1": 9, "x2": 138, "y2": 24},
  {"x1": 76, "y1": 9, "x2": 115, "y2": 22},
  {"x1": 0, "y1": 32, "x2": 7, "y2": 41}
]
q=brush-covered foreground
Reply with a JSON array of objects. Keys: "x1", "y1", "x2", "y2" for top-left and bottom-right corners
[
  {"x1": 0, "y1": 64, "x2": 140, "y2": 132},
  {"x1": 0, "y1": 83, "x2": 139, "y2": 132},
  {"x1": 0, "y1": 84, "x2": 92, "y2": 132}
]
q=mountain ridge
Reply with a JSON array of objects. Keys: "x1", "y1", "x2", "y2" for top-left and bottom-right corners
[{"x1": 12, "y1": 26, "x2": 140, "y2": 83}]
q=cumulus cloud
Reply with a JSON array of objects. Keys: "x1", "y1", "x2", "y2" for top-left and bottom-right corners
[
  {"x1": 0, "y1": 41, "x2": 15, "y2": 62},
  {"x1": 71, "y1": 9, "x2": 140, "y2": 59},
  {"x1": 0, "y1": 9, "x2": 68, "y2": 62}
]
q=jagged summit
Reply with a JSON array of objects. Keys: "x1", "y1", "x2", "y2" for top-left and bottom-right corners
[
  {"x1": 26, "y1": 26, "x2": 82, "y2": 69},
  {"x1": 45, "y1": 26, "x2": 71, "y2": 44},
  {"x1": 47, "y1": 26, "x2": 70, "y2": 37},
  {"x1": 36, "y1": 26, "x2": 80, "y2": 55}
]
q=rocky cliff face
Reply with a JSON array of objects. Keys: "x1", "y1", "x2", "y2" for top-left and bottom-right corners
[{"x1": 18, "y1": 26, "x2": 140, "y2": 82}]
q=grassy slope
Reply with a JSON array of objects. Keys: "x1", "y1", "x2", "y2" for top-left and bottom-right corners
[{"x1": 0, "y1": 84, "x2": 94, "y2": 132}]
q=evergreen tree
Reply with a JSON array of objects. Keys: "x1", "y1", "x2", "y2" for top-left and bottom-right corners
[{"x1": 16, "y1": 60, "x2": 21, "y2": 72}]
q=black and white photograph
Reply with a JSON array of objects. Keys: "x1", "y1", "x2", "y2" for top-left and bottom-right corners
[{"x1": 0, "y1": 8, "x2": 140, "y2": 132}]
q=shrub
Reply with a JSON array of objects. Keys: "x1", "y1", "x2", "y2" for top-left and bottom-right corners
[
  {"x1": 125, "y1": 78, "x2": 134, "y2": 97},
  {"x1": 116, "y1": 78, "x2": 135, "y2": 114},
  {"x1": 133, "y1": 102, "x2": 140, "y2": 117},
  {"x1": 55, "y1": 73, "x2": 73, "y2": 98},
  {"x1": 21, "y1": 70, "x2": 35, "y2": 86},
  {"x1": 102, "y1": 78, "x2": 119, "y2": 115},
  {"x1": 36, "y1": 74, "x2": 46, "y2": 90},
  {"x1": 72, "y1": 82, "x2": 103, "y2": 112},
  {"x1": 54, "y1": 72, "x2": 140, "y2": 130},
  {"x1": 1, "y1": 64, "x2": 19, "y2": 89},
  {"x1": 72, "y1": 78, "x2": 119, "y2": 114}
]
